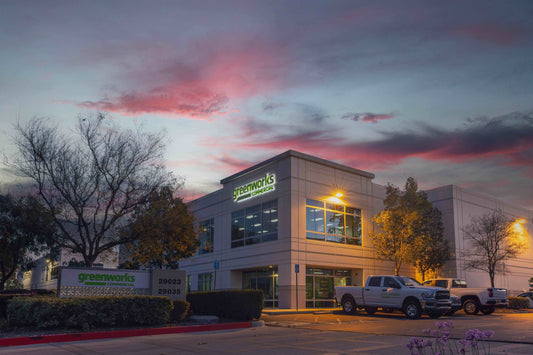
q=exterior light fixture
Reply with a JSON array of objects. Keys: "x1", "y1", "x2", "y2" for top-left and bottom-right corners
[
  {"x1": 517, "y1": 219, "x2": 526, "y2": 224},
  {"x1": 334, "y1": 192, "x2": 343, "y2": 198}
]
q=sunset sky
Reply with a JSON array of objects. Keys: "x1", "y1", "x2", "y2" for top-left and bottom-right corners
[{"x1": 1, "y1": 1, "x2": 532, "y2": 209}]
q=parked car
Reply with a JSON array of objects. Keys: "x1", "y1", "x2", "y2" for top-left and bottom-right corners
[
  {"x1": 335, "y1": 275, "x2": 451, "y2": 319},
  {"x1": 517, "y1": 292, "x2": 533, "y2": 308},
  {"x1": 422, "y1": 278, "x2": 507, "y2": 315}
]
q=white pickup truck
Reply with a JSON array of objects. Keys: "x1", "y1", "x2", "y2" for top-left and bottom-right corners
[
  {"x1": 422, "y1": 278, "x2": 507, "y2": 315},
  {"x1": 335, "y1": 275, "x2": 451, "y2": 319}
]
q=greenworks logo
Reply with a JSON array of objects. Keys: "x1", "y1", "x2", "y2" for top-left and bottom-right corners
[
  {"x1": 233, "y1": 173, "x2": 276, "y2": 202},
  {"x1": 78, "y1": 272, "x2": 135, "y2": 287}
]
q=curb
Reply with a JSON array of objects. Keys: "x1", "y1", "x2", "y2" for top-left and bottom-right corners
[{"x1": 0, "y1": 321, "x2": 259, "y2": 347}]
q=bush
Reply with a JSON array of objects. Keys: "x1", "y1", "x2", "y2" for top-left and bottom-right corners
[
  {"x1": 0, "y1": 294, "x2": 32, "y2": 319},
  {"x1": 508, "y1": 297, "x2": 530, "y2": 309},
  {"x1": 169, "y1": 300, "x2": 190, "y2": 321},
  {"x1": 187, "y1": 289, "x2": 263, "y2": 321},
  {"x1": 7, "y1": 296, "x2": 173, "y2": 330}
]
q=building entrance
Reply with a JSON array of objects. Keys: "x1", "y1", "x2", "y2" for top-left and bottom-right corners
[
  {"x1": 242, "y1": 267, "x2": 278, "y2": 308},
  {"x1": 306, "y1": 267, "x2": 359, "y2": 308}
]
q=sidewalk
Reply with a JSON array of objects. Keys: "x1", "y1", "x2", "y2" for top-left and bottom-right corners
[{"x1": 0, "y1": 320, "x2": 265, "y2": 348}]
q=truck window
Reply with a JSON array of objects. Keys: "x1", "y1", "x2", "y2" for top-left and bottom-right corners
[
  {"x1": 435, "y1": 280, "x2": 448, "y2": 288},
  {"x1": 367, "y1": 277, "x2": 382, "y2": 287},
  {"x1": 422, "y1": 280, "x2": 434, "y2": 286},
  {"x1": 452, "y1": 280, "x2": 467, "y2": 288},
  {"x1": 384, "y1": 277, "x2": 400, "y2": 288},
  {"x1": 397, "y1": 277, "x2": 421, "y2": 287}
]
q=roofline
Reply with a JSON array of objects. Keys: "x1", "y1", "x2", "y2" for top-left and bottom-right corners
[{"x1": 220, "y1": 150, "x2": 375, "y2": 185}]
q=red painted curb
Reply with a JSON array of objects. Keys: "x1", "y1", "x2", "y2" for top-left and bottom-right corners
[{"x1": 0, "y1": 322, "x2": 252, "y2": 347}]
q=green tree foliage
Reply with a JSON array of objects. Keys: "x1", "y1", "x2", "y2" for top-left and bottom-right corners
[
  {"x1": 409, "y1": 207, "x2": 450, "y2": 281},
  {"x1": 0, "y1": 194, "x2": 57, "y2": 290},
  {"x1": 370, "y1": 177, "x2": 449, "y2": 277},
  {"x1": 120, "y1": 186, "x2": 199, "y2": 269},
  {"x1": 13, "y1": 113, "x2": 176, "y2": 266},
  {"x1": 462, "y1": 209, "x2": 525, "y2": 287}
]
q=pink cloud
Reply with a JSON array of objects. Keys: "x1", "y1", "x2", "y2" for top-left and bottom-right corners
[
  {"x1": 77, "y1": 39, "x2": 289, "y2": 119},
  {"x1": 451, "y1": 24, "x2": 524, "y2": 45}
]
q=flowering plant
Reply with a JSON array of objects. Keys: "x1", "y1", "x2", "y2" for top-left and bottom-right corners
[{"x1": 406, "y1": 321, "x2": 494, "y2": 354}]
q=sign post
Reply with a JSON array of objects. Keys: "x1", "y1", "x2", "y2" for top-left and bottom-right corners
[
  {"x1": 214, "y1": 260, "x2": 220, "y2": 291},
  {"x1": 295, "y1": 264, "x2": 300, "y2": 311}
]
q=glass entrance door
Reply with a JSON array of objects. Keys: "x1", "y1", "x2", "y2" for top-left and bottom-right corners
[{"x1": 242, "y1": 267, "x2": 278, "y2": 308}]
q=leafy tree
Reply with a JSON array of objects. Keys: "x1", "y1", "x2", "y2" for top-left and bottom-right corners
[
  {"x1": 12, "y1": 113, "x2": 176, "y2": 267},
  {"x1": 462, "y1": 209, "x2": 525, "y2": 287},
  {"x1": 371, "y1": 177, "x2": 449, "y2": 276},
  {"x1": 120, "y1": 186, "x2": 199, "y2": 269},
  {"x1": 0, "y1": 194, "x2": 57, "y2": 290},
  {"x1": 409, "y1": 207, "x2": 450, "y2": 281}
]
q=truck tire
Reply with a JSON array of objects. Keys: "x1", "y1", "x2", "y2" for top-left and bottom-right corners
[
  {"x1": 341, "y1": 295, "x2": 357, "y2": 315},
  {"x1": 403, "y1": 300, "x2": 422, "y2": 319},
  {"x1": 463, "y1": 298, "x2": 480, "y2": 315},
  {"x1": 366, "y1": 306, "x2": 378, "y2": 315},
  {"x1": 480, "y1": 306, "x2": 495, "y2": 315}
]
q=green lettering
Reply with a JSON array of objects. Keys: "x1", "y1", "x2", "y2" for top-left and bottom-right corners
[
  {"x1": 89, "y1": 274, "x2": 95, "y2": 281},
  {"x1": 78, "y1": 273, "x2": 87, "y2": 283}
]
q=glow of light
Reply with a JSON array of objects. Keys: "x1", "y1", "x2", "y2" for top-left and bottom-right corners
[
  {"x1": 334, "y1": 192, "x2": 343, "y2": 198},
  {"x1": 325, "y1": 196, "x2": 344, "y2": 204},
  {"x1": 517, "y1": 219, "x2": 526, "y2": 224}
]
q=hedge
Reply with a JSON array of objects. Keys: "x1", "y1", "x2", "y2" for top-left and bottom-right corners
[
  {"x1": 0, "y1": 294, "x2": 32, "y2": 319},
  {"x1": 7, "y1": 296, "x2": 173, "y2": 330},
  {"x1": 187, "y1": 289, "x2": 263, "y2": 321},
  {"x1": 169, "y1": 299, "x2": 190, "y2": 321},
  {"x1": 508, "y1": 297, "x2": 530, "y2": 309}
]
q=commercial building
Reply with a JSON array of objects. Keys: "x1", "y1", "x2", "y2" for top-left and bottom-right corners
[{"x1": 181, "y1": 150, "x2": 533, "y2": 309}]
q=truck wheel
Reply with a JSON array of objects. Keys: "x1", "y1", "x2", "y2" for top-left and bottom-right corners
[
  {"x1": 480, "y1": 306, "x2": 495, "y2": 315},
  {"x1": 463, "y1": 299, "x2": 480, "y2": 315},
  {"x1": 366, "y1": 307, "x2": 378, "y2": 315},
  {"x1": 403, "y1": 300, "x2": 422, "y2": 319},
  {"x1": 341, "y1": 296, "x2": 357, "y2": 315}
]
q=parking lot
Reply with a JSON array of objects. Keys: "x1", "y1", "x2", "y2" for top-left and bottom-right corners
[
  {"x1": 262, "y1": 308, "x2": 533, "y2": 343},
  {"x1": 3, "y1": 309, "x2": 533, "y2": 354}
]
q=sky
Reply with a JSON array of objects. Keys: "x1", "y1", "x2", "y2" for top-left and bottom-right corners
[{"x1": 1, "y1": 0, "x2": 532, "y2": 210}]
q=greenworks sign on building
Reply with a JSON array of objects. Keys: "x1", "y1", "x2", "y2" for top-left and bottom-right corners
[{"x1": 233, "y1": 173, "x2": 276, "y2": 202}]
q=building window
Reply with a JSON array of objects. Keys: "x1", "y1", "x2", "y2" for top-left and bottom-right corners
[
  {"x1": 305, "y1": 199, "x2": 362, "y2": 245},
  {"x1": 199, "y1": 218, "x2": 214, "y2": 254},
  {"x1": 306, "y1": 267, "x2": 352, "y2": 308},
  {"x1": 198, "y1": 272, "x2": 213, "y2": 291},
  {"x1": 231, "y1": 200, "x2": 278, "y2": 248},
  {"x1": 50, "y1": 261, "x2": 59, "y2": 280},
  {"x1": 186, "y1": 274, "x2": 192, "y2": 293},
  {"x1": 243, "y1": 267, "x2": 278, "y2": 308}
]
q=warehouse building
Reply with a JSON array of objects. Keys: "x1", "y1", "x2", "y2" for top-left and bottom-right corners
[{"x1": 181, "y1": 150, "x2": 533, "y2": 309}]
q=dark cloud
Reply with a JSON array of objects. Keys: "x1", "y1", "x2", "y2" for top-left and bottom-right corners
[
  {"x1": 342, "y1": 112, "x2": 395, "y2": 123},
  {"x1": 204, "y1": 110, "x2": 533, "y2": 172}
]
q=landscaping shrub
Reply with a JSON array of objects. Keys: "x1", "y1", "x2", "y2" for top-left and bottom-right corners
[
  {"x1": 169, "y1": 299, "x2": 190, "y2": 321},
  {"x1": 7, "y1": 295, "x2": 173, "y2": 330},
  {"x1": 187, "y1": 289, "x2": 263, "y2": 320},
  {"x1": 0, "y1": 294, "x2": 32, "y2": 319},
  {"x1": 508, "y1": 296, "x2": 530, "y2": 309}
]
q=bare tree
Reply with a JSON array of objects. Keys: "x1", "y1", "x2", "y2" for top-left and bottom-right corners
[
  {"x1": 462, "y1": 209, "x2": 525, "y2": 287},
  {"x1": 12, "y1": 113, "x2": 177, "y2": 267}
]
